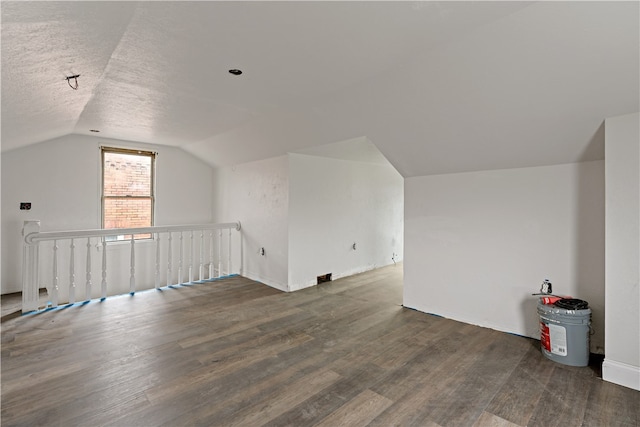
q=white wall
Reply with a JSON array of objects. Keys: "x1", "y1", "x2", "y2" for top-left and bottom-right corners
[
  {"x1": 288, "y1": 154, "x2": 403, "y2": 291},
  {"x1": 1, "y1": 134, "x2": 214, "y2": 294},
  {"x1": 213, "y1": 156, "x2": 289, "y2": 290},
  {"x1": 603, "y1": 112, "x2": 640, "y2": 391},
  {"x1": 404, "y1": 161, "x2": 605, "y2": 352}
]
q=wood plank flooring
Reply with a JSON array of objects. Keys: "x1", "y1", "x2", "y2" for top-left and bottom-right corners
[{"x1": 2, "y1": 265, "x2": 638, "y2": 426}]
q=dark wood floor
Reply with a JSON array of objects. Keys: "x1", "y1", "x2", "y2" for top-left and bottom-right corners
[{"x1": 2, "y1": 265, "x2": 638, "y2": 426}]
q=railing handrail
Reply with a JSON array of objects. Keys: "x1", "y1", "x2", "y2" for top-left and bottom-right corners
[{"x1": 24, "y1": 222, "x2": 241, "y2": 245}]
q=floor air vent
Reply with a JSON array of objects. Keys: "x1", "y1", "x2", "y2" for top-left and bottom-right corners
[{"x1": 317, "y1": 273, "x2": 332, "y2": 284}]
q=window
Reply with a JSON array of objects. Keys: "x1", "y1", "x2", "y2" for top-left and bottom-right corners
[{"x1": 101, "y1": 147, "x2": 156, "y2": 240}]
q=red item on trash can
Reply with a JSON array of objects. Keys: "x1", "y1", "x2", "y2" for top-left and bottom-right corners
[{"x1": 540, "y1": 296, "x2": 572, "y2": 305}]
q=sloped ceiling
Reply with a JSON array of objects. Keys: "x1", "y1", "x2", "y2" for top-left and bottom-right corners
[
  {"x1": 2, "y1": 1, "x2": 638, "y2": 177},
  {"x1": 293, "y1": 136, "x2": 392, "y2": 166}
]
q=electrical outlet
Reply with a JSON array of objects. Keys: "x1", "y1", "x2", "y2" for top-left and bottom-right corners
[{"x1": 20, "y1": 202, "x2": 32, "y2": 210}]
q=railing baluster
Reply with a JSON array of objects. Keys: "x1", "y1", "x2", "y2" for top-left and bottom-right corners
[
  {"x1": 178, "y1": 232, "x2": 184, "y2": 285},
  {"x1": 51, "y1": 240, "x2": 59, "y2": 307},
  {"x1": 189, "y1": 231, "x2": 194, "y2": 283},
  {"x1": 209, "y1": 231, "x2": 214, "y2": 279},
  {"x1": 129, "y1": 236, "x2": 135, "y2": 294},
  {"x1": 155, "y1": 233, "x2": 161, "y2": 289},
  {"x1": 167, "y1": 232, "x2": 173, "y2": 286},
  {"x1": 85, "y1": 238, "x2": 92, "y2": 301},
  {"x1": 35, "y1": 243, "x2": 40, "y2": 305},
  {"x1": 228, "y1": 228, "x2": 232, "y2": 276},
  {"x1": 69, "y1": 239, "x2": 76, "y2": 304},
  {"x1": 101, "y1": 239, "x2": 107, "y2": 299},
  {"x1": 199, "y1": 231, "x2": 204, "y2": 281},
  {"x1": 218, "y1": 229, "x2": 223, "y2": 278}
]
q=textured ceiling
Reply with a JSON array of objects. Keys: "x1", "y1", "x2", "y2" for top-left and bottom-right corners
[{"x1": 2, "y1": 1, "x2": 638, "y2": 177}]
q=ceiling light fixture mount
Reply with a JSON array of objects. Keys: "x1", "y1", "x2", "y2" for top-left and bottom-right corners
[
  {"x1": 228, "y1": 69, "x2": 243, "y2": 76},
  {"x1": 65, "y1": 74, "x2": 80, "y2": 90}
]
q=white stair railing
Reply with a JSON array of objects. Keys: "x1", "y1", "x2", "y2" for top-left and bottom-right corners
[{"x1": 21, "y1": 221, "x2": 241, "y2": 313}]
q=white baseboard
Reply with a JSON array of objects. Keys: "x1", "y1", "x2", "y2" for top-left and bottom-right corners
[{"x1": 602, "y1": 359, "x2": 640, "y2": 391}]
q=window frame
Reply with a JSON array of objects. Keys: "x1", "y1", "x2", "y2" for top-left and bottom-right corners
[{"x1": 100, "y1": 146, "x2": 156, "y2": 238}]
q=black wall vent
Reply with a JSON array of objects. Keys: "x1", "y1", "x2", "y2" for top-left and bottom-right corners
[{"x1": 317, "y1": 273, "x2": 332, "y2": 284}]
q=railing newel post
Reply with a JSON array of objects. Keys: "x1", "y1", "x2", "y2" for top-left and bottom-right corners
[{"x1": 22, "y1": 221, "x2": 42, "y2": 312}]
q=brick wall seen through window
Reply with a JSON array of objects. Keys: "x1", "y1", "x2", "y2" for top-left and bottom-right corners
[{"x1": 102, "y1": 148, "x2": 155, "y2": 239}]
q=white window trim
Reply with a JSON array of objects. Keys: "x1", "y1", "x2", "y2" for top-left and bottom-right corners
[{"x1": 100, "y1": 146, "x2": 157, "y2": 239}]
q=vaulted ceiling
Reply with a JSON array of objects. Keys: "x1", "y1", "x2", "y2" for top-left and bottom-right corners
[{"x1": 2, "y1": 1, "x2": 638, "y2": 177}]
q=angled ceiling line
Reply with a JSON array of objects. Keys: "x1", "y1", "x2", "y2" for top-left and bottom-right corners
[{"x1": 71, "y1": 3, "x2": 142, "y2": 135}]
